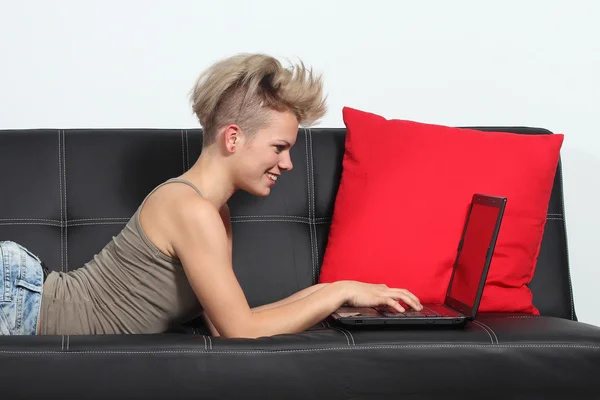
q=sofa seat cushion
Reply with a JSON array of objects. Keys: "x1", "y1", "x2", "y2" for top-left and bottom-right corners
[
  {"x1": 207, "y1": 315, "x2": 600, "y2": 350},
  {"x1": 1, "y1": 317, "x2": 598, "y2": 399}
]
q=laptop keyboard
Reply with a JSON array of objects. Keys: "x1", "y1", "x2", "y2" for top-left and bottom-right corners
[{"x1": 377, "y1": 306, "x2": 442, "y2": 317}]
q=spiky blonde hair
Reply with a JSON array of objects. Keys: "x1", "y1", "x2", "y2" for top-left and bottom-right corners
[{"x1": 189, "y1": 53, "x2": 327, "y2": 145}]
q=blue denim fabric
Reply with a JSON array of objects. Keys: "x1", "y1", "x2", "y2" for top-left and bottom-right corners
[{"x1": 0, "y1": 241, "x2": 44, "y2": 335}]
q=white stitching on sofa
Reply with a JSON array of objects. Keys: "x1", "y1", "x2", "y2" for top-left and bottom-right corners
[
  {"x1": 471, "y1": 321, "x2": 493, "y2": 344},
  {"x1": 310, "y1": 129, "x2": 317, "y2": 283},
  {"x1": 191, "y1": 327, "x2": 209, "y2": 351},
  {"x1": 304, "y1": 129, "x2": 316, "y2": 285},
  {"x1": 323, "y1": 320, "x2": 350, "y2": 346},
  {"x1": 474, "y1": 321, "x2": 499, "y2": 344},
  {"x1": 68, "y1": 218, "x2": 130, "y2": 222},
  {"x1": 0, "y1": 216, "x2": 324, "y2": 223},
  {"x1": 231, "y1": 215, "x2": 310, "y2": 220},
  {"x1": 181, "y1": 130, "x2": 185, "y2": 173},
  {"x1": 328, "y1": 320, "x2": 356, "y2": 346},
  {"x1": 0, "y1": 219, "x2": 331, "y2": 227},
  {"x1": 61, "y1": 335, "x2": 64, "y2": 351},
  {"x1": 207, "y1": 336, "x2": 213, "y2": 350},
  {"x1": 185, "y1": 129, "x2": 190, "y2": 171},
  {"x1": 1, "y1": 344, "x2": 598, "y2": 355},
  {"x1": 0, "y1": 220, "x2": 333, "y2": 228},
  {"x1": 0, "y1": 218, "x2": 62, "y2": 222},
  {"x1": 58, "y1": 130, "x2": 65, "y2": 273},
  {"x1": 68, "y1": 222, "x2": 129, "y2": 227},
  {"x1": 66, "y1": 335, "x2": 70, "y2": 350},
  {"x1": 547, "y1": 217, "x2": 563, "y2": 220},
  {"x1": 231, "y1": 219, "x2": 310, "y2": 224},
  {"x1": 62, "y1": 130, "x2": 68, "y2": 271},
  {"x1": 485, "y1": 322, "x2": 499, "y2": 344},
  {"x1": 308, "y1": 128, "x2": 320, "y2": 283},
  {"x1": 0, "y1": 222, "x2": 62, "y2": 226},
  {"x1": 231, "y1": 216, "x2": 331, "y2": 223},
  {"x1": 472, "y1": 321, "x2": 495, "y2": 344},
  {"x1": 327, "y1": 321, "x2": 356, "y2": 346}
]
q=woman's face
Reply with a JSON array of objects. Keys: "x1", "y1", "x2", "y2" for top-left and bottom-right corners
[{"x1": 233, "y1": 110, "x2": 299, "y2": 197}]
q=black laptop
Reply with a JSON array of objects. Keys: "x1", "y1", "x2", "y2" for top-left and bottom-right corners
[{"x1": 330, "y1": 193, "x2": 507, "y2": 327}]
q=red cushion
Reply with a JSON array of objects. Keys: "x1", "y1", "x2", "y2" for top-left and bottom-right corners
[{"x1": 318, "y1": 107, "x2": 564, "y2": 314}]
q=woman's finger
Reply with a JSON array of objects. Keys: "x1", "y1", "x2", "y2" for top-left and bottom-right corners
[
  {"x1": 388, "y1": 291, "x2": 422, "y2": 311},
  {"x1": 388, "y1": 288, "x2": 421, "y2": 309},
  {"x1": 385, "y1": 297, "x2": 405, "y2": 312},
  {"x1": 397, "y1": 289, "x2": 422, "y2": 308}
]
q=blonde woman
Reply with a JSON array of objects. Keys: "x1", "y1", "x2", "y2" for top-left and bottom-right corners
[{"x1": 0, "y1": 53, "x2": 421, "y2": 338}]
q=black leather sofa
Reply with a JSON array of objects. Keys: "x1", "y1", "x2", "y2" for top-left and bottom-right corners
[{"x1": 0, "y1": 126, "x2": 599, "y2": 399}]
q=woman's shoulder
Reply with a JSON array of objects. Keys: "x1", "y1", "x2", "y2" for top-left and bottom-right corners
[{"x1": 139, "y1": 182, "x2": 219, "y2": 259}]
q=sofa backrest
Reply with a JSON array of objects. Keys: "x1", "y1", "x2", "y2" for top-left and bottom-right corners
[{"x1": 0, "y1": 127, "x2": 576, "y2": 321}]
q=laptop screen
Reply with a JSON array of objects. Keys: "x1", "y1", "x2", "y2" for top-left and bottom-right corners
[{"x1": 447, "y1": 200, "x2": 502, "y2": 310}]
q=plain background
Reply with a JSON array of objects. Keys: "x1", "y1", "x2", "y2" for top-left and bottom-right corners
[{"x1": 1, "y1": 0, "x2": 598, "y2": 326}]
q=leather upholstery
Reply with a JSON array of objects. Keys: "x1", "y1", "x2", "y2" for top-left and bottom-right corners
[{"x1": 0, "y1": 127, "x2": 598, "y2": 399}]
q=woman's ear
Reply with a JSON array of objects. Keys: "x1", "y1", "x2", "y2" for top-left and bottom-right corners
[{"x1": 223, "y1": 124, "x2": 241, "y2": 153}]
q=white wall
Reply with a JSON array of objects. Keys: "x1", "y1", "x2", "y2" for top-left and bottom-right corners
[{"x1": 1, "y1": 0, "x2": 598, "y2": 326}]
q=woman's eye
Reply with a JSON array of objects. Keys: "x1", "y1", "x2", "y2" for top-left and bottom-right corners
[{"x1": 275, "y1": 145, "x2": 285, "y2": 153}]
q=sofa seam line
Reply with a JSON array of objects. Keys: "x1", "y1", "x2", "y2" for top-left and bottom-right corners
[
  {"x1": 327, "y1": 320, "x2": 355, "y2": 346},
  {"x1": 0, "y1": 218, "x2": 332, "y2": 226},
  {"x1": 62, "y1": 129, "x2": 68, "y2": 272},
  {"x1": 474, "y1": 320, "x2": 499, "y2": 344},
  {"x1": 471, "y1": 320, "x2": 495, "y2": 344},
  {"x1": 324, "y1": 320, "x2": 351, "y2": 346},
  {"x1": 181, "y1": 130, "x2": 186, "y2": 173},
  {"x1": 309, "y1": 128, "x2": 316, "y2": 283},
  {"x1": 304, "y1": 128, "x2": 316, "y2": 284},
  {"x1": 185, "y1": 129, "x2": 190, "y2": 171},
  {"x1": 308, "y1": 128, "x2": 319, "y2": 283},
  {"x1": 57, "y1": 130, "x2": 64, "y2": 273},
  {"x1": 2, "y1": 344, "x2": 599, "y2": 355}
]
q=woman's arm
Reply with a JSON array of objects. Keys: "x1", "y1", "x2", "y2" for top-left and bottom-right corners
[
  {"x1": 171, "y1": 199, "x2": 420, "y2": 339},
  {"x1": 203, "y1": 203, "x2": 332, "y2": 336},
  {"x1": 252, "y1": 283, "x2": 330, "y2": 312},
  {"x1": 218, "y1": 203, "x2": 329, "y2": 312},
  {"x1": 203, "y1": 283, "x2": 329, "y2": 336}
]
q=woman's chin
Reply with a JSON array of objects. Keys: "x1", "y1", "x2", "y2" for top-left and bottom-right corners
[
  {"x1": 242, "y1": 184, "x2": 271, "y2": 197},
  {"x1": 254, "y1": 186, "x2": 272, "y2": 197}
]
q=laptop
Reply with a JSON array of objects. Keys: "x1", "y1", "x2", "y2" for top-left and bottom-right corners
[{"x1": 330, "y1": 193, "x2": 507, "y2": 327}]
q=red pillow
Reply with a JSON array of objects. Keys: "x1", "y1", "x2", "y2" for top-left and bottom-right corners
[{"x1": 319, "y1": 107, "x2": 564, "y2": 314}]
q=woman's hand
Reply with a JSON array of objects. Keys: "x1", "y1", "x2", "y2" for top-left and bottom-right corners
[{"x1": 340, "y1": 281, "x2": 422, "y2": 312}]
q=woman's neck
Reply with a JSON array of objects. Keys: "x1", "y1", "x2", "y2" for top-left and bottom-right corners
[{"x1": 180, "y1": 150, "x2": 236, "y2": 209}]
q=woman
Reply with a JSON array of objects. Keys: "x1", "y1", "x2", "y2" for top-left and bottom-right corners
[{"x1": 0, "y1": 53, "x2": 422, "y2": 338}]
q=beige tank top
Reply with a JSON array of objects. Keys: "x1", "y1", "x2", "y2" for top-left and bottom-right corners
[{"x1": 39, "y1": 178, "x2": 204, "y2": 335}]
